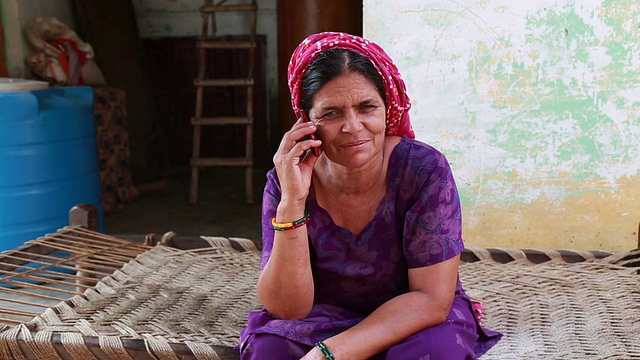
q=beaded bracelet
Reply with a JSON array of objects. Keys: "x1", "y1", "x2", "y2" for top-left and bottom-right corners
[
  {"x1": 271, "y1": 210, "x2": 310, "y2": 231},
  {"x1": 315, "y1": 341, "x2": 336, "y2": 360}
]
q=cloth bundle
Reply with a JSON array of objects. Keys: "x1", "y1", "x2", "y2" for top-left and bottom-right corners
[{"x1": 24, "y1": 17, "x2": 106, "y2": 86}]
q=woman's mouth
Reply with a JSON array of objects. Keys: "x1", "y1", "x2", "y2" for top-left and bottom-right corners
[{"x1": 341, "y1": 140, "x2": 369, "y2": 149}]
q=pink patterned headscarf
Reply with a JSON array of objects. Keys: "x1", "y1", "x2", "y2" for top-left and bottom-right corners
[{"x1": 287, "y1": 32, "x2": 414, "y2": 138}]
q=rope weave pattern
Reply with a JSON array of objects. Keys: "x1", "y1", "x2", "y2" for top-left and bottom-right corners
[
  {"x1": 0, "y1": 226, "x2": 153, "y2": 325},
  {"x1": 0, "y1": 234, "x2": 637, "y2": 359},
  {"x1": 462, "y1": 247, "x2": 640, "y2": 359},
  {"x1": 1, "y1": 238, "x2": 262, "y2": 359}
]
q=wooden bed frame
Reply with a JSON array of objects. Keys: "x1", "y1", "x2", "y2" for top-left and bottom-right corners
[
  {"x1": 0, "y1": 204, "x2": 245, "y2": 359},
  {"x1": 0, "y1": 204, "x2": 637, "y2": 359}
]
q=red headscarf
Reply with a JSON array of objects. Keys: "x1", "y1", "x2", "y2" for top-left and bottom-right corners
[{"x1": 287, "y1": 32, "x2": 415, "y2": 138}]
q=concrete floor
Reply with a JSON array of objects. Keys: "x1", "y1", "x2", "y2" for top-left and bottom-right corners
[{"x1": 104, "y1": 167, "x2": 267, "y2": 243}]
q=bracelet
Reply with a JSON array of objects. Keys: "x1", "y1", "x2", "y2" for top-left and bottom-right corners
[
  {"x1": 315, "y1": 341, "x2": 336, "y2": 360},
  {"x1": 271, "y1": 210, "x2": 310, "y2": 231}
]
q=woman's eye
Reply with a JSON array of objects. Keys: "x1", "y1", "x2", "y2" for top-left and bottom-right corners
[{"x1": 321, "y1": 111, "x2": 338, "y2": 119}]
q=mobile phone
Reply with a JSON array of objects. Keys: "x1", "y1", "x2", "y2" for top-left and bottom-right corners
[{"x1": 299, "y1": 110, "x2": 320, "y2": 157}]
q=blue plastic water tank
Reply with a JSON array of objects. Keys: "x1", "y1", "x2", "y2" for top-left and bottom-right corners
[{"x1": 0, "y1": 86, "x2": 103, "y2": 252}]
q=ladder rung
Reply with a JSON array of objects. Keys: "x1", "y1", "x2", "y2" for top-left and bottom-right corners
[
  {"x1": 201, "y1": 4, "x2": 257, "y2": 13},
  {"x1": 198, "y1": 40, "x2": 256, "y2": 49},
  {"x1": 191, "y1": 157, "x2": 253, "y2": 167},
  {"x1": 192, "y1": 117, "x2": 252, "y2": 125},
  {"x1": 195, "y1": 79, "x2": 254, "y2": 87}
]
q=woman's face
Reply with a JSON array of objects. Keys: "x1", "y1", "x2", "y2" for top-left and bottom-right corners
[{"x1": 309, "y1": 72, "x2": 386, "y2": 168}]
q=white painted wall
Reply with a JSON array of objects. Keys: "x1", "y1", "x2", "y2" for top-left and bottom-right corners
[{"x1": 364, "y1": 0, "x2": 640, "y2": 251}]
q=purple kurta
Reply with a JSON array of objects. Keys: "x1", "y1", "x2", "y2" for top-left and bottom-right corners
[{"x1": 239, "y1": 137, "x2": 502, "y2": 358}]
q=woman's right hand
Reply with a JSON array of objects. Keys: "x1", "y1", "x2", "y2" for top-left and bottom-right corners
[
  {"x1": 260, "y1": 117, "x2": 320, "y2": 319},
  {"x1": 272, "y1": 117, "x2": 322, "y2": 206}
]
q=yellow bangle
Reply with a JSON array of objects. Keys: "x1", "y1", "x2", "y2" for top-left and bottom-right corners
[{"x1": 271, "y1": 210, "x2": 310, "y2": 231}]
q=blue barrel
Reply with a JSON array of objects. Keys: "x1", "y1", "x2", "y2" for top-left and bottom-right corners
[{"x1": 0, "y1": 86, "x2": 103, "y2": 252}]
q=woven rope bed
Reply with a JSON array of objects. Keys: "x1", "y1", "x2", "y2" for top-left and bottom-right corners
[
  {"x1": 0, "y1": 230, "x2": 638, "y2": 359},
  {"x1": 460, "y1": 248, "x2": 640, "y2": 359}
]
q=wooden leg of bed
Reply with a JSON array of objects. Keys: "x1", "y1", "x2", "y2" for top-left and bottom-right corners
[
  {"x1": 69, "y1": 204, "x2": 99, "y2": 291},
  {"x1": 69, "y1": 204, "x2": 99, "y2": 231}
]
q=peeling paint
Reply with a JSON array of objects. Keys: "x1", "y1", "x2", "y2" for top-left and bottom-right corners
[
  {"x1": 464, "y1": 176, "x2": 640, "y2": 251},
  {"x1": 365, "y1": 0, "x2": 640, "y2": 251}
]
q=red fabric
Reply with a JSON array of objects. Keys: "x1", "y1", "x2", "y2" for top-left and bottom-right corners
[
  {"x1": 52, "y1": 38, "x2": 88, "y2": 85},
  {"x1": 287, "y1": 32, "x2": 414, "y2": 138}
]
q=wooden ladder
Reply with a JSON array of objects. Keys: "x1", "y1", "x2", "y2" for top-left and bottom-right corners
[{"x1": 190, "y1": 0, "x2": 258, "y2": 204}]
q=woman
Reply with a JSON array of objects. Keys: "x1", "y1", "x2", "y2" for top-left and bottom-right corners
[{"x1": 238, "y1": 32, "x2": 502, "y2": 359}]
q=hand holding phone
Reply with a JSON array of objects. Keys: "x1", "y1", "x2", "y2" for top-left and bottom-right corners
[{"x1": 299, "y1": 111, "x2": 321, "y2": 157}]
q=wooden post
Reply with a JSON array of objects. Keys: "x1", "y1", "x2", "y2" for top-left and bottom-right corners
[
  {"x1": 276, "y1": 0, "x2": 363, "y2": 135},
  {"x1": 0, "y1": 10, "x2": 9, "y2": 77},
  {"x1": 69, "y1": 204, "x2": 99, "y2": 290},
  {"x1": 69, "y1": 204, "x2": 99, "y2": 230}
]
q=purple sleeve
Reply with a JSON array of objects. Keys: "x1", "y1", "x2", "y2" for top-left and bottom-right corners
[
  {"x1": 260, "y1": 169, "x2": 280, "y2": 270},
  {"x1": 402, "y1": 152, "x2": 465, "y2": 268}
]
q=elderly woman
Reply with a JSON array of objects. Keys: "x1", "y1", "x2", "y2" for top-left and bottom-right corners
[{"x1": 238, "y1": 32, "x2": 502, "y2": 359}]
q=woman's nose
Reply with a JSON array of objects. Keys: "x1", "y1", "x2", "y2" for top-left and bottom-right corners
[{"x1": 341, "y1": 110, "x2": 362, "y2": 133}]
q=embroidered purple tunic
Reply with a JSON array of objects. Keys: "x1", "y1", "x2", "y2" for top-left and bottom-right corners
[{"x1": 239, "y1": 137, "x2": 502, "y2": 358}]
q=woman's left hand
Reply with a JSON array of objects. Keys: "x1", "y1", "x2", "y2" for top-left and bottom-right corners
[{"x1": 299, "y1": 346, "x2": 325, "y2": 360}]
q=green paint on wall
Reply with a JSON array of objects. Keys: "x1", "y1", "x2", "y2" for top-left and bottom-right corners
[{"x1": 466, "y1": 2, "x2": 640, "y2": 198}]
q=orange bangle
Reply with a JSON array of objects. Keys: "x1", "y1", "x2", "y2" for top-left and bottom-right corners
[{"x1": 271, "y1": 210, "x2": 310, "y2": 231}]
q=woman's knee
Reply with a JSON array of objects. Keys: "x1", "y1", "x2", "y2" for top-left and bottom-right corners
[
  {"x1": 240, "y1": 333, "x2": 310, "y2": 360},
  {"x1": 383, "y1": 320, "x2": 479, "y2": 360}
]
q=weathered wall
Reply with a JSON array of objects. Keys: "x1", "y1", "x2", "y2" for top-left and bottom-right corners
[{"x1": 364, "y1": 0, "x2": 639, "y2": 251}]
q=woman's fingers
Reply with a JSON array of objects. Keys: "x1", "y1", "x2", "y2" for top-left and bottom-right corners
[
  {"x1": 272, "y1": 117, "x2": 321, "y2": 202},
  {"x1": 276, "y1": 119, "x2": 318, "y2": 157},
  {"x1": 274, "y1": 138, "x2": 321, "y2": 166}
]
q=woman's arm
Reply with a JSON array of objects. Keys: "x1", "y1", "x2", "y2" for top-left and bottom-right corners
[
  {"x1": 257, "y1": 208, "x2": 315, "y2": 319},
  {"x1": 257, "y1": 118, "x2": 321, "y2": 319},
  {"x1": 303, "y1": 254, "x2": 460, "y2": 359}
]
